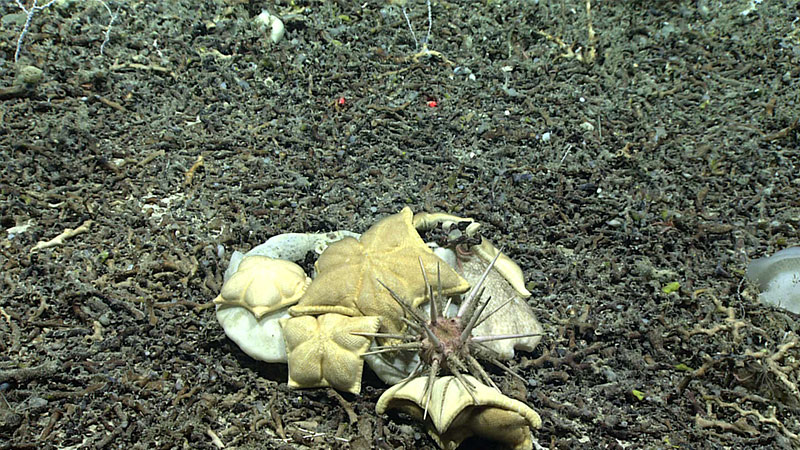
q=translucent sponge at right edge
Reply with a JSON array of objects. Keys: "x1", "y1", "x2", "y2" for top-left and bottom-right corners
[{"x1": 747, "y1": 247, "x2": 800, "y2": 314}]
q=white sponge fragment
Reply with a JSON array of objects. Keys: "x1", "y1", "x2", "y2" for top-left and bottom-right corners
[
  {"x1": 747, "y1": 247, "x2": 800, "y2": 314},
  {"x1": 255, "y1": 10, "x2": 285, "y2": 44},
  {"x1": 216, "y1": 306, "x2": 290, "y2": 363}
]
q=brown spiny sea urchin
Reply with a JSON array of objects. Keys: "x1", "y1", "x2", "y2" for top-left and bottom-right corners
[{"x1": 355, "y1": 252, "x2": 541, "y2": 415}]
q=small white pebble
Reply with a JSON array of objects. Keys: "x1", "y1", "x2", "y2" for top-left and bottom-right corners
[{"x1": 255, "y1": 10, "x2": 285, "y2": 43}]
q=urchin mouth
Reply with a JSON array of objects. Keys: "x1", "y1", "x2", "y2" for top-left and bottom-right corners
[{"x1": 354, "y1": 251, "x2": 542, "y2": 415}]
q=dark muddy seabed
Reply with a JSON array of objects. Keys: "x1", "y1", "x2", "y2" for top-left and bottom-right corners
[{"x1": 1, "y1": 0, "x2": 799, "y2": 448}]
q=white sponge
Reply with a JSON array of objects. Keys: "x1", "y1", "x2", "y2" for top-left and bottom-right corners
[{"x1": 747, "y1": 247, "x2": 800, "y2": 313}]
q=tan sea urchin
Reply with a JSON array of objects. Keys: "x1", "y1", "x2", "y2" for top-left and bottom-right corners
[{"x1": 355, "y1": 252, "x2": 542, "y2": 415}]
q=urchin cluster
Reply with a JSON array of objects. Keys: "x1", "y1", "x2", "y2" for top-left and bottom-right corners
[{"x1": 355, "y1": 252, "x2": 540, "y2": 413}]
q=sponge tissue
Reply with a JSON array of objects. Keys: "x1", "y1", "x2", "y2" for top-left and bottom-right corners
[{"x1": 746, "y1": 247, "x2": 800, "y2": 314}]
